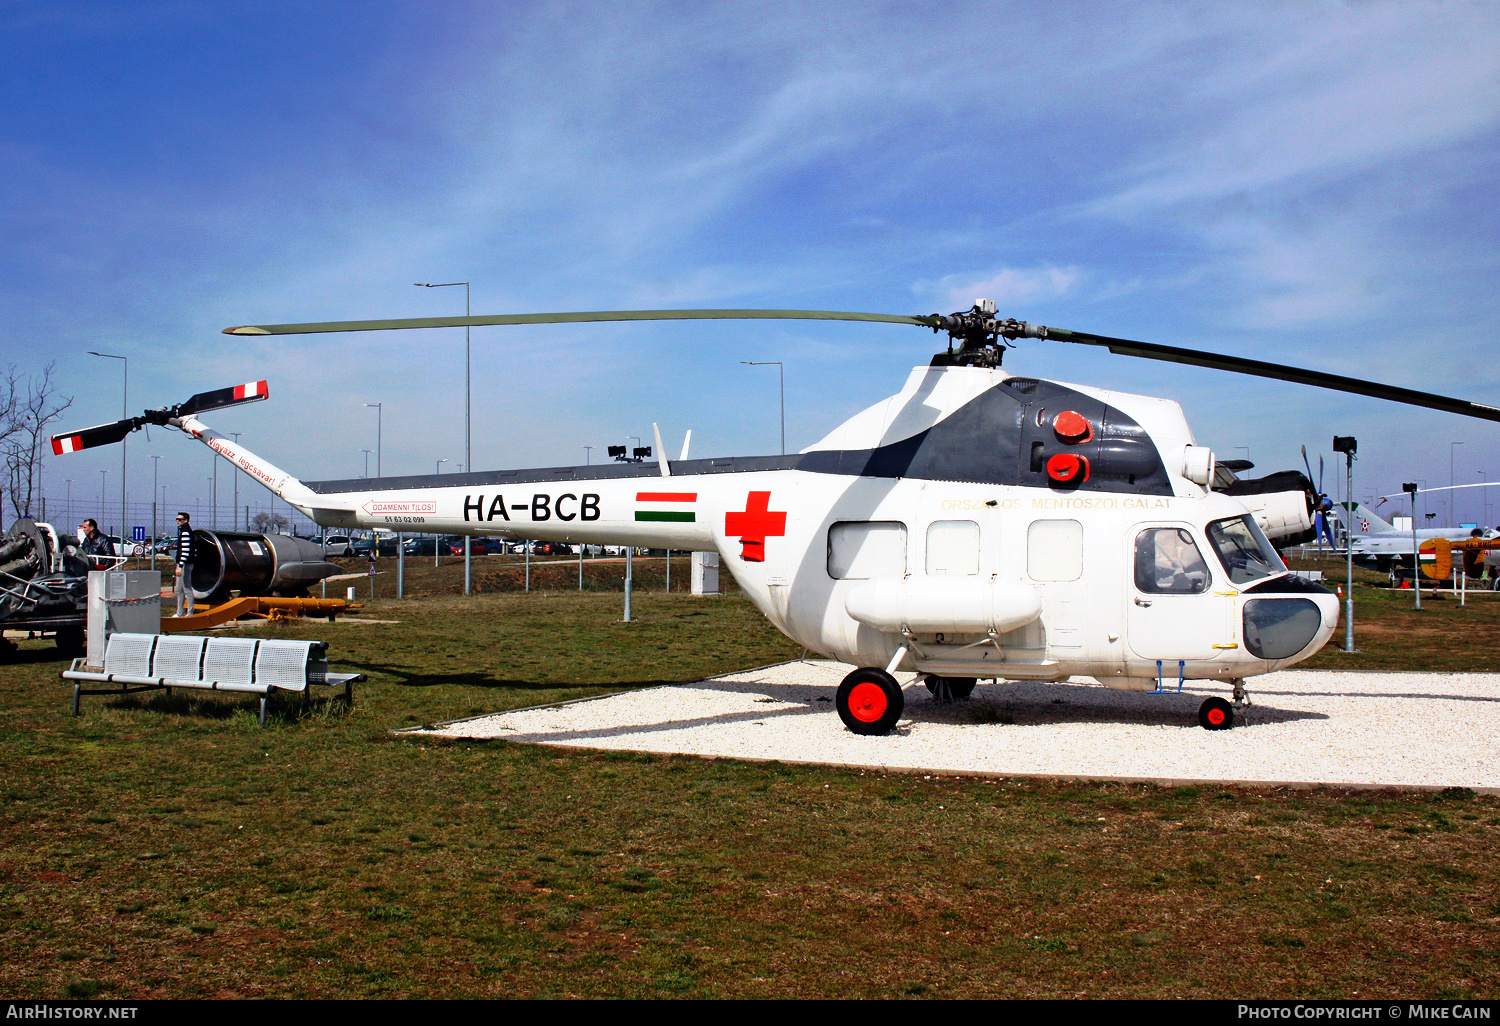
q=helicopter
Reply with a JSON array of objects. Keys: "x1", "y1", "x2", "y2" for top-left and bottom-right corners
[{"x1": 52, "y1": 302, "x2": 1500, "y2": 735}]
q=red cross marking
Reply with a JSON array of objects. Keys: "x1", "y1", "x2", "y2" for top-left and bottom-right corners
[{"x1": 725, "y1": 490, "x2": 787, "y2": 563}]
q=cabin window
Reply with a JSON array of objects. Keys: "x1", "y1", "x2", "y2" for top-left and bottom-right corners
[
  {"x1": 828, "y1": 521, "x2": 907, "y2": 580},
  {"x1": 926, "y1": 520, "x2": 980, "y2": 576},
  {"x1": 1207, "y1": 514, "x2": 1286, "y2": 586},
  {"x1": 1027, "y1": 519, "x2": 1083, "y2": 582},
  {"x1": 1134, "y1": 528, "x2": 1211, "y2": 594}
]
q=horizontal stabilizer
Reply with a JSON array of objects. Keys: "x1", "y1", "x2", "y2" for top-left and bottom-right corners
[{"x1": 51, "y1": 420, "x2": 134, "y2": 455}]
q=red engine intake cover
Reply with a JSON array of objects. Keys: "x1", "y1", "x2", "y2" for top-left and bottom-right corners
[
  {"x1": 1053, "y1": 409, "x2": 1094, "y2": 443},
  {"x1": 1046, "y1": 452, "x2": 1090, "y2": 484}
]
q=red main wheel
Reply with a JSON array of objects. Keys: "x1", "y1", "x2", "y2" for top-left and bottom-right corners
[{"x1": 836, "y1": 668, "x2": 904, "y2": 736}]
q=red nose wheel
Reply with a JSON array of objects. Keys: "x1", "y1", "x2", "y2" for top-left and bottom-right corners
[
  {"x1": 1199, "y1": 696, "x2": 1234, "y2": 730},
  {"x1": 837, "y1": 667, "x2": 905, "y2": 735}
]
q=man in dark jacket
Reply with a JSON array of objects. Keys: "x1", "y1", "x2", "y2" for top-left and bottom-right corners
[
  {"x1": 79, "y1": 519, "x2": 114, "y2": 559},
  {"x1": 173, "y1": 512, "x2": 195, "y2": 617}
]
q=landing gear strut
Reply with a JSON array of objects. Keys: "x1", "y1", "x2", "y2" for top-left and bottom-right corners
[
  {"x1": 836, "y1": 667, "x2": 905, "y2": 736},
  {"x1": 924, "y1": 674, "x2": 976, "y2": 702}
]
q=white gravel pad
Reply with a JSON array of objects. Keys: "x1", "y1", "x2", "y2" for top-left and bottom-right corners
[{"x1": 415, "y1": 661, "x2": 1500, "y2": 792}]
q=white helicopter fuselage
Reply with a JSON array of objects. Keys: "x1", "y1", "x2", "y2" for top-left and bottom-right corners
[{"x1": 180, "y1": 364, "x2": 1338, "y2": 689}]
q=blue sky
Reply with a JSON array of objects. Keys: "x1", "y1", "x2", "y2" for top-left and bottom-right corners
[{"x1": 8, "y1": 0, "x2": 1500, "y2": 528}]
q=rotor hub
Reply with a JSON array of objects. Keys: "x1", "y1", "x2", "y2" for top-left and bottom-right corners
[{"x1": 927, "y1": 301, "x2": 1049, "y2": 366}]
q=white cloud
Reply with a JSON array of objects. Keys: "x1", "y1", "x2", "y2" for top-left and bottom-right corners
[{"x1": 915, "y1": 265, "x2": 1083, "y2": 311}]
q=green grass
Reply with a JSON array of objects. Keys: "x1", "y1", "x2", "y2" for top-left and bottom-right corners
[{"x1": 1, "y1": 577, "x2": 1497, "y2": 998}]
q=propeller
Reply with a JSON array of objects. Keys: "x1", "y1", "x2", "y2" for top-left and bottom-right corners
[
  {"x1": 51, "y1": 381, "x2": 267, "y2": 455},
  {"x1": 223, "y1": 304, "x2": 1500, "y2": 424}
]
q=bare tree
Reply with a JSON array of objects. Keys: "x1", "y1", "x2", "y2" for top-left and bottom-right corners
[
  {"x1": 250, "y1": 511, "x2": 289, "y2": 534},
  {"x1": 2, "y1": 364, "x2": 72, "y2": 528}
]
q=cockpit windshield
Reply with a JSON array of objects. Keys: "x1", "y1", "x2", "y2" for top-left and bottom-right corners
[{"x1": 1206, "y1": 515, "x2": 1286, "y2": 586}]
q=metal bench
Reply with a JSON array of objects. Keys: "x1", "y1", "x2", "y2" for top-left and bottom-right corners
[{"x1": 61, "y1": 633, "x2": 364, "y2": 724}]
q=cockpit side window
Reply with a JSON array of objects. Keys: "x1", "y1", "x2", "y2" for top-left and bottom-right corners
[
  {"x1": 1207, "y1": 515, "x2": 1286, "y2": 586},
  {"x1": 1134, "y1": 528, "x2": 1211, "y2": 594}
]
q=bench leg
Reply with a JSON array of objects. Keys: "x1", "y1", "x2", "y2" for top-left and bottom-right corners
[
  {"x1": 72, "y1": 683, "x2": 80, "y2": 717},
  {"x1": 259, "y1": 695, "x2": 268, "y2": 726}
]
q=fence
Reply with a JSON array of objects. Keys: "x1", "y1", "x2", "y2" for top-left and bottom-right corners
[{"x1": 19, "y1": 496, "x2": 322, "y2": 543}]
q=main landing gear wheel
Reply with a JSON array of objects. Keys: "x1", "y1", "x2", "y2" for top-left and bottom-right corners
[
  {"x1": 836, "y1": 667, "x2": 905, "y2": 736},
  {"x1": 1199, "y1": 696, "x2": 1234, "y2": 730},
  {"x1": 924, "y1": 675, "x2": 977, "y2": 701}
]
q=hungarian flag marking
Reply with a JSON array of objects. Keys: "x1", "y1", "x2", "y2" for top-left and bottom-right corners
[
  {"x1": 635, "y1": 491, "x2": 697, "y2": 523},
  {"x1": 52, "y1": 435, "x2": 82, "y2": 455},
  {"x1": 233, "y1": 380, "x2": 269, "y2": 401}
]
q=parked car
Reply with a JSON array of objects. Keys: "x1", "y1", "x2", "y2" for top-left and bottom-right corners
[
  {"x1": 402, "y1": 537, "x2": 440, "y2": 556},
  {"x1": 321, "y1": 534, "x2": 355, "y2": 556},
  {"x1": 447, "y1": 538, "x2": 485, "y2": 556},
  {"x1": 352, "y1": 536, "x2": 399, "y2": 557},
  {"x1": 533, "y1": 541, "x2": 573, "y2": 556}
]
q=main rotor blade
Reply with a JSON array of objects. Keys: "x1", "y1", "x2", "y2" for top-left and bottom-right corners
[
  {"x1": 1044, "y1": 327, "x2": 1500, "y2": 424},
  {"x1": 51, "y1": 420, "x2": 134, "y2": 455},
  {"x1": 179, "y1": 380, "x2": 269, "y2": 416},
  {"x1": 223, "y1": 309, "x2": 936, "y2": 335}
]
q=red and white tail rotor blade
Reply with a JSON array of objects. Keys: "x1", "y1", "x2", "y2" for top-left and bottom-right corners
[
  {"x1": 179, "y1": 380, "x2": 268, "y2": 416},
  {"x1": 50, "y1": 420, "x2": 135, "y2": 455}
]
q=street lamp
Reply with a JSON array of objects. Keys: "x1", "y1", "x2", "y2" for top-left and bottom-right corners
[
  {"x1": 416, "y1": 281, "x2": 472, "y2": 596},
  {"x1": 436, "y1": 459, "x2": 448, "y2": 474},
  {"x1": 149, "y1": 455, "x2": 161, "y2": 570},
  {"x1": 364, "y1": 403, "x2": 382, "y2": 476},
  {"x1": 64, "y1": 479, "x2": 71, "y2": 530},
  {"x1": 1451, "y1": 442, "x2": 1464, "y2": 525},
  {"x1": 98, "y1": 470, "x2": 107, "y2": 533},
  {"x1": 584, "y1": 446, "x2": 592, "y2": 466},
  {"x1": 1480, "y1": 471, "x2": 1490, "y2": 528},
  {"x1": 87, "y1": 351, "x2": 127, "y2": 540},
  {"x1": 741, "y1": 361, "x2": 785, "y2": 455},
  {"x1": 361, "y1": 449, "x2": 373, "y2": 478},
  {"x1": 231, "y1": 432, "x2": 242, "y2": 530}
]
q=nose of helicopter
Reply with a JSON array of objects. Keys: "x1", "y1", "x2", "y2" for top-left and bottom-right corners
[{"x1": 1240, "y1": 575, "x2": 1340, "y2": 662}]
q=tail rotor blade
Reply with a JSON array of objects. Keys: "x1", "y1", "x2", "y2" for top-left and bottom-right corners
[
  {"x1": 51, "y1": 420, "x2": 135, "y2": 455},
  {"x1": 179, "y1": 380, "x2": 268, "y2": 416}
]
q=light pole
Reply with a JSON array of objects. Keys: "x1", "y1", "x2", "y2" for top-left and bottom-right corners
[
  {"x1": 416, "y1": 281, "x2": 472, "y2": 596},
  {"x1": 1481, "y1": 471, "x2": 1490, "y2": 528},
  {"x1": 584, "y1": 446, "x2": 592, "y2": 466},
  {"x1": 361, "y1": 449, "x2": 373, "y2": 478},
  {"x1": 98, "y1": 470, "x2": 107, "y2": 534},
  {"x1": 1451, "y1": 442, "x2": 1464, "y2": 526},
  {"x1": 64, "y1": 479, "x2": 71, "y2": 530},
  {"x1": 230, "y1": 432, "x2": 242, "y2": 530},
  {"x1": 87, "y1": 351, "x2": 127, "y2": 541},
  {"x1": 1404, "y1": 482, "x2": 1420, "y2": 610},
  {"x1": 149, "y1": 455, "x2": 161, "y2": 571},
  {"x1": 436, "y1": 459, "x2": 447, "y2": 474},
  {"x1": 741, "y1": 361, "x2": 785, "y2": 455},
  {"x1": 364, "y1": 403, "x2": 382, "y2": 476}
]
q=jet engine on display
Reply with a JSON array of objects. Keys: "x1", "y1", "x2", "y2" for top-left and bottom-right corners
[{"x1": 51, "y1": 301, "x2": 1500, "y2": 734}]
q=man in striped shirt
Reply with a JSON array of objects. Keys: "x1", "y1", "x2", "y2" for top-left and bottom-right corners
[{"x1": 173, "y1": 512, "x2": 195, "y2": 617}]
